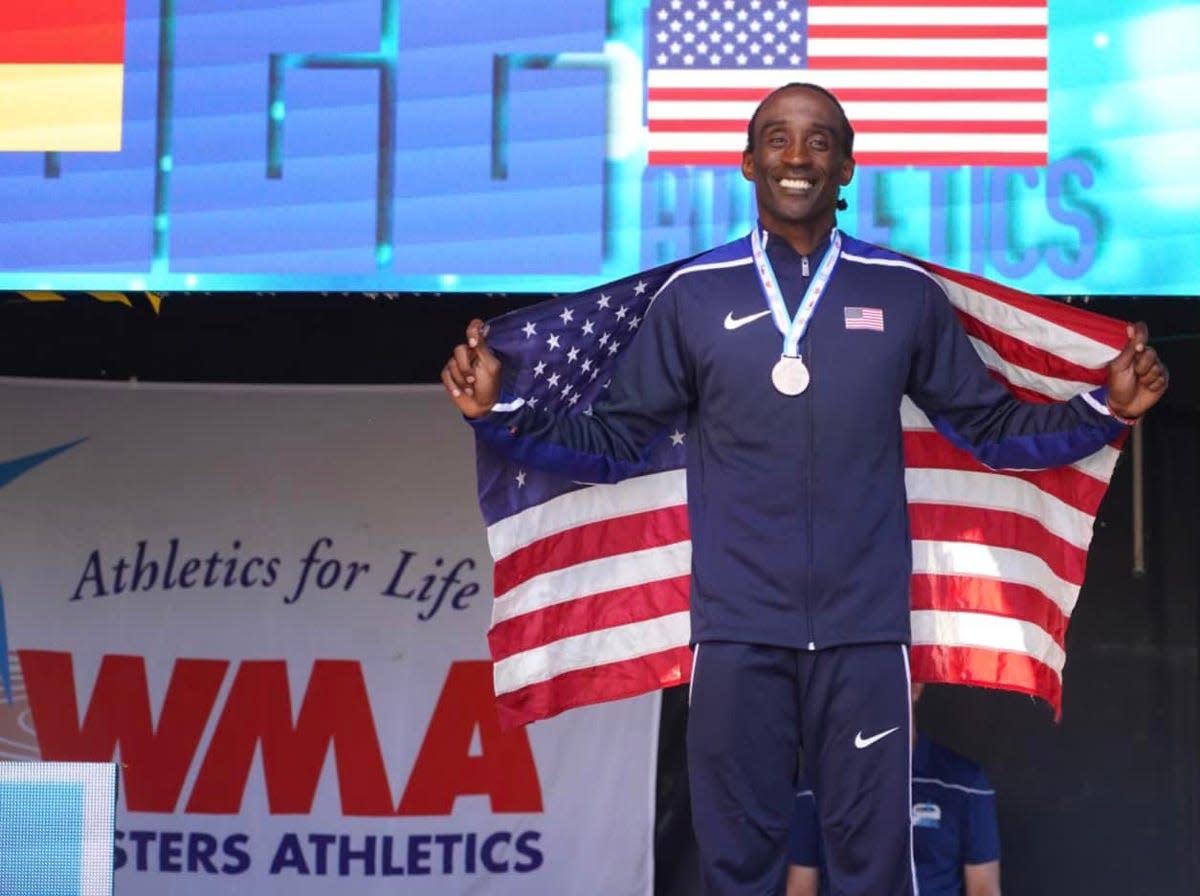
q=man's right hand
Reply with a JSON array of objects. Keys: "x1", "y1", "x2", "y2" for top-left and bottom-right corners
[{"x1": 441, "y1": 318, "x2": 503, "y2": 419}]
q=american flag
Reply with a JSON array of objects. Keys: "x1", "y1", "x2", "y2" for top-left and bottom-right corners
[
  {"x1": 646, "y1": 0, "x2": 1049, "y2": 167},
  {"x1": 476, "y1": 254, "x2": 1126, "y2": 728},
  {"x1": 844, "y1": 305, "x2": 884, "y2": 331}
]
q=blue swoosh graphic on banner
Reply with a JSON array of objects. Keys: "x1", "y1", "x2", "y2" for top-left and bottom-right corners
[{"x1": 0, "y1": 438, "x2": 87, "y2": 703}]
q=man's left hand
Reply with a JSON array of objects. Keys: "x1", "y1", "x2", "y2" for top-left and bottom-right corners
[{"x1": 1106, "y1": 322, "x2": 1169, "y2": 421}]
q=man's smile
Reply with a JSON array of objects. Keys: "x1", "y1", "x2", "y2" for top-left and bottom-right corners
[{"x1": 777, "y1": 176, "x2": 816, "y2": 192}]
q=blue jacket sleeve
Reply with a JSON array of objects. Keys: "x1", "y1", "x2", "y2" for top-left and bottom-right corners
[
  {"x1": 906, "y1": 277, "x2": 1127, "y2": 470},
  {"x1": 470, "y1": 285, "x2": 694, "y2": 483},
  {"x1": 963, "y1": 770, "x2": 1001, "y2": 865}
]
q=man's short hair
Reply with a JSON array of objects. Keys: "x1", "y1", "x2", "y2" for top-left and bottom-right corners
[{"x1": 744, "y1": 82, "x2": 856, "y2": 157}]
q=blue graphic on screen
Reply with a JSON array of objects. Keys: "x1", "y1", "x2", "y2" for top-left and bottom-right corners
[
  {"x1": 0, "y1": 783, "x2": 84, "y2": 895},
  {"x1": 0, "y1": 764, "x2": 117, "y2": 896},
  {"x1": 0, "y1": 0, "x2": 1194, "y2": 295}
]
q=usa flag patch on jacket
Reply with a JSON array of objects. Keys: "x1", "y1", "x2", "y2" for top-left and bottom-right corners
[{"x1": 844, "y1": 307, "x2": 885, "y2": 331}]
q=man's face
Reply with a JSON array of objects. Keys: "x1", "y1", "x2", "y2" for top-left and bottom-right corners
[{"x1": 741, "y1": 87, "x2": 855, "y2": 236}]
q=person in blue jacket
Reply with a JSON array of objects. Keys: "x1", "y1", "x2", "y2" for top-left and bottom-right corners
[
  {"x1": 787, "y1": 684, "x2": 1001, "y2": 896},
  {"x1": 441, "y1": 83, "x2": 1168, "y2": 895}
]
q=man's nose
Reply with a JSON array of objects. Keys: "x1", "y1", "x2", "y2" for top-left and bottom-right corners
[{"x1": 781, "y1": 138, "x2": 809, "y2": 165}]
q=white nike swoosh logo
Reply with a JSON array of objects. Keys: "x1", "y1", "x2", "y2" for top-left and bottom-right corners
[
  {"x1": 854, "y1": 727, "x2": 900, "y2": 749},
  {"x1": 723, "y1": 309, "x2": 772, "y2": 331}
]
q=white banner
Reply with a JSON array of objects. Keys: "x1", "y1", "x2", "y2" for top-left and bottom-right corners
[{"x1": 0, "y1": 379, "x2": 658, "y2": 895}]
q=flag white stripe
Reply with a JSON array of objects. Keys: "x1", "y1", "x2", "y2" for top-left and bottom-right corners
[
  {"x1": 493, "y1": 542, "x2": 692, "y2": 623},
  {"x1": 647, "y1": 68, "x2": 1048, "y2": 90},
  {"x1": 906, "y1": 468, "x2": 1095, "y2": 552},
  {"x1": 808, "y1": 6, "x2": 1047, "y2": 27},
  {"x1": 493, "y1": 611, "x2": 693, "y2": 695},
  {"x1": 648, "y1": 132, "x2": 1046, "y2": 153},
  {"x1": 487, "y1": 469, "x2": 687, "y2": 560},
  {"x1": 901, "y1": 399, "x2": 935, "y2": 430},
  {"x1": 911, "y1": 541, "x2": 1080, "y2": 616},
  {"x1": 648, "y1": 100, "x2": 1047, "y2": 121},
  {"x1": 1067, "y1": 444, "x2": 1121, "y2": 481},
  {"x1": 809, "y1": 37, "x2": 1047, "y2": 57},
  {"x1": 911, "y1": 609, "x2": 1066, "y2": 672}
]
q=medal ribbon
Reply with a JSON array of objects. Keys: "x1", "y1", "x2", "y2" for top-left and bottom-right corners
[{"x1": 750, "y1": 225, "x2": 841, "y2": 358}]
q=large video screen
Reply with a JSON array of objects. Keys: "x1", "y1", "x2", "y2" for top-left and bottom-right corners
[{"x1": 0, "y1": 0, "x2": 1194, "y2": 295}]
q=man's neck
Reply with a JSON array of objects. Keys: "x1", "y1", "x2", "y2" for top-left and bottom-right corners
[{"x1": 762, "y1": 219, "x2": 836, "y2": 257}]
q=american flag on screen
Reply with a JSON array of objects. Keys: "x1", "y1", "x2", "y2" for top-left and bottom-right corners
[
  {"x1": 646, "y1": 0, "x2": 1049, "y2": 167},
  {"x1": 476, "y1": 254, "x2": 1126, "y2": 728}
]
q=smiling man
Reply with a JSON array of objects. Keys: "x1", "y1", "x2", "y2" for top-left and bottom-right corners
[{"x1": 442, "y1": 83, "x2": 1168, "y2": 895}]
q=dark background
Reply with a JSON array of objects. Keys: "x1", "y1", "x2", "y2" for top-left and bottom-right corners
[{"x1": 2, "y1": 291, "x2": 1196, "y2": 895}]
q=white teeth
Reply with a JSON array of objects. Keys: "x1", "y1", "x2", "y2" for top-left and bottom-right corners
[{"x1": 779, "y1": 178, "x2": 813, "y2": 190}]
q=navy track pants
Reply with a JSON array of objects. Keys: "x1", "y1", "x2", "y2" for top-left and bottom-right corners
[{"x1": 687, "y1": 641, "x2": 917, "y2": 895}]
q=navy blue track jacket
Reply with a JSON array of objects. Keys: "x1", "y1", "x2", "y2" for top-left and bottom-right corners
[{"x1": 471, "y1": 230, "x2": 1126, "y2": 651}]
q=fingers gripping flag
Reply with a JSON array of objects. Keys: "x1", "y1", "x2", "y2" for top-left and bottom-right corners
[{"x1": 475, "y1": 256, "x2": 1128, "y2": 728}]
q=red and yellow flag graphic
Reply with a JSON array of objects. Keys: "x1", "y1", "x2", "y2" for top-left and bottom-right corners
[{"x1": 0, "y1": 1, "x2": 125, "y2": 151}]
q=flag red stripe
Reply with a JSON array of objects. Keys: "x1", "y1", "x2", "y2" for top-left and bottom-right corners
[
  {"x1": 650, "y1": 119, "x2": 1046, "y2": 135},
  {"x1": 495, "y1": 646, "x2": 694, "y2": 729},
  {"x1": 648, "y1": 87, "x2": 1047, "y2": 103},
  {"x1": 494, "y1": 504, "x2": 689, "y2": 595},
  {"x1": 809, "y1": 24, "x2": 1046, "y2": 39},
  {"x1": 953, "y1": 309, "x2": 1110, "y2": 386},
  {"x1": 0, "y1": 1, "x2": 124, "y2": 64},
  {"x1": 489, "y1": 576, "x2": 691, "y2": 659},
  {"x1": 903, "y1": 430, "x2": 1109, "y2": 511},
  {"x1": 647, "y1": 151, "x2": 1049, "y2": 167},
  {"x1": 808, "y1": 57, "x2": 1045, "y2": 70},
  {"x1": 909, "y1": 504, "x2": 1087, "y2": 586},
  {"x1": 910, "y1": 574, "x2": 1068, "y2": 646},
  {"x1": 910, "y1": 644, "x2": 1063, "y2": 717},
  {"x1": 836, "y1": 87, "x2": 1046, "y2": 102}
]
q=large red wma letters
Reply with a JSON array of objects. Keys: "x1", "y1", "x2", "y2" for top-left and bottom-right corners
[{"x1": 19, "y1": 651, "x2": 543, "y2": 817}]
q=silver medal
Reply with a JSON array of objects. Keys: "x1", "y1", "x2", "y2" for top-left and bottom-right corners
[{"x1": 771, "y1": 355, "x2": 809, "y2": 396}]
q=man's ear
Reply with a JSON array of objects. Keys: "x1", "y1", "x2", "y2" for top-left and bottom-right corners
[
  {"x1": 839, "y1": 156, "x2": 856, "y2": 187},
  {"x1": 741, "y1": 150, "x2": 756, "y2": 183}
]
